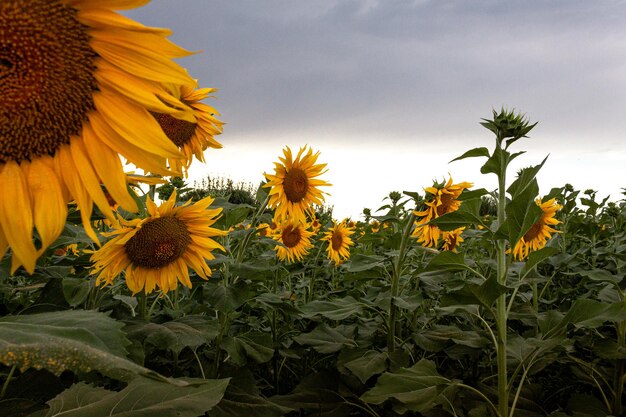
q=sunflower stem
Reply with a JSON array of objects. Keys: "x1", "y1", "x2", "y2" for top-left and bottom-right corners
[
  {"x1": 0, "y1": 364, "x2": 16, "y2": 400},
  {"x1": 387, "y1": 210, "x2": 416, "y2": 353},
  {"x1": 235, "y1": 194, "x2": 270, "y2": 264},
  {"x1": 495, "y1": 141, "x2": 509, "y2": 417}
]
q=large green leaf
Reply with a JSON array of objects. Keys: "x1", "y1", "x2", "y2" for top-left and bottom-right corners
[
  {"x1": 29, "y1": 377, "x2": 229, "y2": 417},
  {"x1": 450, "y1": 147, "x2": 490, "y2": 162},
  {"x1": 343, "y1": 350, "x2": 388, "y2": 384},
  {"x1": 520, "y1": 246, "x2": 560, "y2": 278},
  {"x1": 422, "y1": 251, "x2": 471, "y2": 273},
  {"x1": 360, "y1": 359, "x2": 451, "y2": 414},
  {"x1": 346, "y1": 254, "x2": 386, "y2": 272},
  {"x1": 428, "y1": 211, "x2": 485, "y2": 231},
  {"x1": 300, "y1": 296, "x2": 364, "y2": 320},
  {"x1": 0, "y1": 310, "x2": 165, "y2": 382},
  {"x1": 505, "y1": 177, "x2": 542, "y2": 246},
  {"x1": 128, "y1": 317, "x2": 218, "y2": 356},
  {"x1": 222, "y1": 332, "x2": 274, "y2": 365},
  {"x1": 556, "y1": 299, "x2": 626, "y2": 332},
  {"x1": 507, "y1": 156, "x2": 549, "y2": 199},
  {"x1": 292, "y1": 324, "x2": 356, "y2": 353},
  {"x1": 204, "y1": 280, "x2": 251, "y2": 313}
]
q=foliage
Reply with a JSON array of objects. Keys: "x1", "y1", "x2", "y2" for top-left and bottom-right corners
[{"x1": 1, "y1": 112, "x2": 625, "y2": 417}]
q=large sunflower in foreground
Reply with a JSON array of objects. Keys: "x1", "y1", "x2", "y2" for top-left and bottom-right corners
[
  {"x1": 152, "y1": 83, "x2": 224, "y2": 174},
  {"x1": 323, "y1": 220, "x2": 355, "y2": 265},
  {"x1": 0, "y1": 0, "x2": 197, "y2": 274},
  {"x1": 264, "y1": 146, "x2": 330, "y2": 224},
  {"x1": 412, "y1": 176, "x2": 472, "y2": 248},
  {"x1": 90, "y1": 190, "x2": 225, "y2": 294},
  {"x1": 510, "y1": 198, "x2": 561, "y2": 260},
  {"x1": 271, "y1": 220, "x2": 314, "y2": 263}
]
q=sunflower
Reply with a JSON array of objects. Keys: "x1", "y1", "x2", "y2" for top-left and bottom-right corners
[
  {"x1": 0, "y1": 0, "x2": 195, "y2": 273},
  {"x1": 441, "y1": 227, "x2": 465, "y2": 252},
  {"x1": 264, "y1": 146, "x2": 330, "y2": 224},
  {"x1": 412, "y1": 176, "x2": 472, "y2": 248},
  {"x1": 323, "y1": 220, "x2": 355, "y2": 265},
  {"x1": 271, "y1": 220, "x2": 314, "y2": 263},
  {"x1": 90, "y1": 190, "x2": 226, "y2": 294},
  {"x1": 510, "y1": 198, "x2": 561, "y2": 260},
  {"x1": 370, "y1": 220, "x2": 381, "y2": 233},
  {"x1": 152, "y1": 83, "x2": 223, "y2": 174}
]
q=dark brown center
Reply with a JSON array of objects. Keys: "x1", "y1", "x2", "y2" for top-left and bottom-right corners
[
  {"x1": 283, "y1": 167, "x2": 308, "y2": 203},
  {"x1": 282, "y1": 225, "x2": 301, "y2": 248},
  {"x1": 125, "y1": 217, "x2": 192, "y2": 269},
  {"x1": 523, "y1": 219, "x2": 544, "y2": 241},
  {"x1": 151, "y1": 112, "x2": 196, "y2": 147},
  {"x1": 0, "y1": 0, "x2": 98, "y2": 163},
  {"x1": 331, "y1": 231, "x2": 343, "y2": 251},
  {"x1": 436, "y1": 193, "x2": 454, "y2": 216}
]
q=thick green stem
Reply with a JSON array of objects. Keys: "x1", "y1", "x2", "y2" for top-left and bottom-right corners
[
  {"x1": 387, "y1": 211, "x2": 416, "y2": 353},
  {"x1": 495, "y1": 146, "x2": 509, "y2": 417},
  {"x1": 613, "y1": 320, "x2": 626, "y2": 415},
  {"x1": 235, "y1": 194, "x2": 270, "y2": 264},
  {"x1": 0, "y1": 364, "x2": 16, "y2": 399}
]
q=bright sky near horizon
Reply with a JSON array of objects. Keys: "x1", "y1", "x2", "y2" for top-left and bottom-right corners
[{"x1": 128, "y1": 1, "x2": 626, "y2": 219}]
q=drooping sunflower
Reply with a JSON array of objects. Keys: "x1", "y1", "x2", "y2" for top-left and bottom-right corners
[
  {"x1": 264, "y1": 146, "x2": 330, "y2": 224},
  {"x1": 323, "y1": 220, "x2": 355, "y2": 265},
  {"x1": 271, "y1": 220, "x2": 314, "y2": 263},
  {"x1": 90, "y1": 190, "x2": 226, "y2": 294},
  {"x1": 152, "y1": 83, "x2": 223, "y2": 174},
  {"x1": 441, "y1": 227, "x2": 465, "y2": 252},
  {"x1": 510, "y1": 198, "x2": 561, "y2": 260},
  {"x1": 0, "y1": 0, "x2": 196, "y2": 273},
  {"x1": 412, "y1": 176, "x2": 473, "y2": 248}
]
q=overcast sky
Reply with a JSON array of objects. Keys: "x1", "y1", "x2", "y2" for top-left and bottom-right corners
[{"x1": 127, "y1": 1, "x2": 626, "y2": 218}]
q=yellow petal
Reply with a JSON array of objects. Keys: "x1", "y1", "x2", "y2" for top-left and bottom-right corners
[
  {"x1": 0, "y1": 162, "x2": 37, "y2": 274},
  {"x1": 27, "y1": 157, "x2": 68, "y2": 252}
]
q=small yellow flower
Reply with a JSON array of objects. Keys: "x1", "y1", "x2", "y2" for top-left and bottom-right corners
[
  {"x1": 90, "y1": 190, "x2": 225, "y2": 294},
  {"x1": 323, "y1": 220, "x2": 355, "y2": 265},
  {"x1": 412, "y1": 176, "x2": 472, "y2": 248},
  {"x1": 510, "y1": 198, "x2": 561, "y2": 260},
  {"x1": 264, "y1": 146, "x2": 330, "y2": 224},
  {"x1": 272, "y1": 220, "x2": 314, "y2": 263},
  {"x1": 441, "y1": 228, "x2": 465, "y2": 252}
]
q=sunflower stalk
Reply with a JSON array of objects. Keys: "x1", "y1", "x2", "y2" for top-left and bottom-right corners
[
  {"x1": 387, "y1": 210, "x2": 416, "y2": 353},
  {"x1": 235, "y1": 194, "x2": 270, "y2": 264}
]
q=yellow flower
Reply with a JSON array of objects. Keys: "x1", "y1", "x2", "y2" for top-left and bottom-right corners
[
  {"x1": 370, "y1": 220, "x2": 380, "y2": 233},
  {"x1": 264, "y1": 146, "x2": 330, "y2": 224},
  {"x1": 510, "y1": 198, "x2": 561, "y2": 260},
  {"x1": 412, "y1": 176, "x2": 472, "y2": 248},
  {"x1": 310, "y1": 218, "x2": 322, "y2": 233},
  {"x1": 256, "y1": 223, "x2": 271, "y2": 237},
  {"x1": 90, "y1": 190, "x2": 226, "y2": 294},
  {"x1": 441, "y1": 227, "x2": 465, "y2": 252},
  {"x1": 272, "y1": 220, "x2": 314, "y2": 263},
  {"x1": 323, "y1": 220, "x2": 355, "y2": 265},
  {"x1": 0, "y1": 0, "x2": 195, "y2": 273},
  {"x1": 152, "y1": 83, "x2": 223, "y2": 175}
]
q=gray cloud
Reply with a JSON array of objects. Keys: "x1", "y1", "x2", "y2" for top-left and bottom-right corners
[{"x1": 127, "y1": 1, "x2": 626, "y2": 150}]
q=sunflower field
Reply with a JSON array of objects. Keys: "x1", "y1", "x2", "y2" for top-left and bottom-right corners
[{"x1": 1, "y1": 1, "x2": 626, "y2": 417}]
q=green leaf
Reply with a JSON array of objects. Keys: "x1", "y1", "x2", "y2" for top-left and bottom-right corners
[
  {"x1": 469, "y1": 275, "x2": 507, "y2": 308},
  {"x1": 360, "y1": 359, "x2": 450, "y2": 413},
  {"x1": 505, "y1": 178, "x2": 542, "y2": 246},
  {"x1": 0, "y1": 310, "x2": 168, "y2": 382},
  {"x1": 558, "y1": 299, "x2": 626, "y2": 331},
  {"x1": 343, "y1": 351, "x2": 388, "y2": 384},
  {"x1": 30, "y1": 377, "x2": 229, "y2": 417},
  {"x1": 577, "y1": 269, "x2": 623, "y2": 285},
  {"x1": 292, "y1": 324, "x2": 355, "y2": 353},
  {"x1": 346, "y1": 254, "x2": 386, "y2": 272},
  {"x1": 61, "y1": 277, "x2": 92, "y2": 306},
  {"x1": 507, "y1": 156, "x2": 549, "y2": 199},
  {"x1": 450, "y1": 147, "x2": 490, "y2": 163},
  {"x1": 423, "y1": 251, "x2": 470, "y2": 273},
  {"x1": 480, "y1": 146, "x2": 509, "y2": 176},
  {"x1": 204, "y1": 280, "x2": 251, "y2": 313},
  {"x1": 222, "y1": 332, "x2": 274, "y2": 365},
  {"x1": 520, "y1": 247, "x2": 560, "y2": 278},
  {"x1": 300, "y1": 296, "x2": 364, "y2": 321},
  {"x1": 428, "y1": 211, "x2": 484, "y2": 231},
  {"x1": 457, "y1": 188, "x2": 489, "y2": 201},
  {"x1": 135, "y1": 320, "x2": 215, "y2": 356}
]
